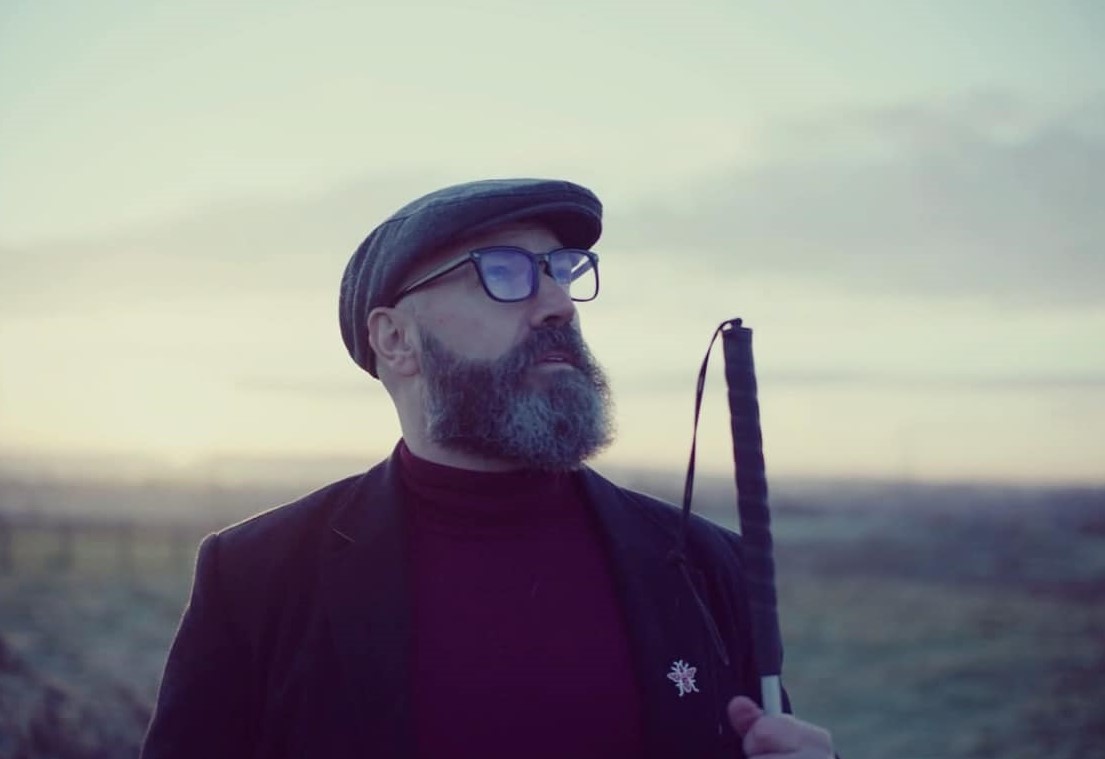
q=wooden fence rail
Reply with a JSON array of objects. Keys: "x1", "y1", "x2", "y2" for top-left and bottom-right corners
[{"x1": 0, "y1": 512, "x2": 222, "y2": 575}]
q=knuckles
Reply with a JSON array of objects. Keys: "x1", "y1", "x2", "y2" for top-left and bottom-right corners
[{"x1": 743, "y1": 714, "x2": 833, "y2": 757}]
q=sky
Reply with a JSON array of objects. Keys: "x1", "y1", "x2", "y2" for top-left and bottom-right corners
[{"x1": 1, "y1": 0, "x2": 1103, "y2": 486}]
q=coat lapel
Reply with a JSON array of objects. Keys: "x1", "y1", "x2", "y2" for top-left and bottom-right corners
[
  {"x1": 319, "y1": 456, "x2": 414, "y2": 758},
  {"x1": 582, "y1": 470, "x2": 735, "y2": 759}
]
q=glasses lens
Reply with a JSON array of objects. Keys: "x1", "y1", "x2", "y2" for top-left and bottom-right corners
[
  {"x1": 475, "y1": 248, "x2": 533, "y2": 301},
  {"x1": 473, "y1": 247, "x2": 599, "y2": 302},
  {"x1": 551, "y1": 249, "x2": 598, "y2": 301}
]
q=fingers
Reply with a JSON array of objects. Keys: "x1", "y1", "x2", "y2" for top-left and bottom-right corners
[
  {"x1": 742, "y1": 715, "x2": 803, "y2": 755},
  {"x1": 726, "y1": 695, "x2": 763, "y2": 737},
  {"x1": 727, "y1": 695, "x2": 834, "y2": 758}
]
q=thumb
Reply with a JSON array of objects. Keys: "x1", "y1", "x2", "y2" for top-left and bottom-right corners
[{"x1": 727, "y1": 695, "x2": 763, "y2": 737}]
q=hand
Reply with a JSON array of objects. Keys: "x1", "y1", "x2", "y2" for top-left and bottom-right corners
[{"x1": 727, "y1": 696, "x2": 833, "y2": 758}]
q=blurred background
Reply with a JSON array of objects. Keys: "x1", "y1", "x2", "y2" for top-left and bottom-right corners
[{"x1": 1, "y1": 1, "x2": 1102, "y2": 757}]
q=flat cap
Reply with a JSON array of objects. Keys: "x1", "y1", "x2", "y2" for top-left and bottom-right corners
[{"x1": 339, "y1": 178, "x2": 603, "y2": 377}]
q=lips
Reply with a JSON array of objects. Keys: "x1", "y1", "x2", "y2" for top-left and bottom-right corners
[
  {"x1": 522, "y1": 326, "x2": 586, "y2": 372},
  {"x1": 537, "y1": 350, "x2": 575, "y2": 367}
]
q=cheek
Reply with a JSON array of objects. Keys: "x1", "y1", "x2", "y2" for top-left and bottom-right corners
[{"x1": 420, "y1": 308, "x2": 523, "y2": 360}]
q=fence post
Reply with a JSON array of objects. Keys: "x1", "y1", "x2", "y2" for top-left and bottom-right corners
[
  {"x1": 56, "y1": 519, "x2": 75, "y2": 572},
  {"x1": 0, "y1": 513, "x2": 11, "y2": 574},
  {"x1": 171, "y1": 523, "x2": 190, "y2": 568},
  {"x1": 117, "y1": 518, "x2": 135, "y2": 575}
]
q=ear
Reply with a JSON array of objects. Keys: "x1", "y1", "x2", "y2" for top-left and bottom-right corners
[{"x1": 367, "y1": 307, "x2": 419, "y2": 378}]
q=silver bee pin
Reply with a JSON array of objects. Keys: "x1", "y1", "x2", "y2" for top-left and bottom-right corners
[{"x1": 667, "y1": 659, "x2": 699, "y2": 697}]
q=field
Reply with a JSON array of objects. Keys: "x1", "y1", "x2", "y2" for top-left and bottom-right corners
[{"x1": 1, "y1": 475, "x2": 1103, "y2": 758}]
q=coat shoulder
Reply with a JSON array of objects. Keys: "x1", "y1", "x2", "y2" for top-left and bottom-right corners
[
  {"x1": 218, "y1": 471, "x2": 366, "y2": 546},
  {"x1": 203, "y1": 461, "x2": 388, "y2": 593},
  {"x1": 582, "y1": 469, "x2": 743, "y2": 563}
]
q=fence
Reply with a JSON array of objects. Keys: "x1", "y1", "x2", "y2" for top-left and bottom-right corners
[{"x1": 0, "y1": 511, "x2": 220, "y2": 575}]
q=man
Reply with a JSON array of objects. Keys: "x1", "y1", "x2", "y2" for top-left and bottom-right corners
[{"x1": 142, "y1": 178, "x2": 834, "y2": 758}]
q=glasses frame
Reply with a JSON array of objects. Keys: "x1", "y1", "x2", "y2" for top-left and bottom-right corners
[{"x1": 391, "y1": 246, "x2": 600, "y2": 305}]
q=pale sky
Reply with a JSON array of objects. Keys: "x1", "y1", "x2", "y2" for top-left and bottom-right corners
[{"x1": 1, "y1": 0, "x2": 1103, "y2": 485}]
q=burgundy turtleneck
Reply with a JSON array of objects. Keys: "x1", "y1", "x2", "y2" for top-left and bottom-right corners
[{"x1": 399, "y1": 442, "x2": 645, "y2": 759}]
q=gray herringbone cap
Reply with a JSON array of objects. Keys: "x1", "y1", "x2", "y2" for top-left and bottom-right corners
[{"x1": 339, "y1": 178, "x2": 603, "y2": 378}]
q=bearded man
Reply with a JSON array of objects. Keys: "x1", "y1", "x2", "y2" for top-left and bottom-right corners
[{"x1": 142, "y1": 178, "x2": 834, "y2": 759}]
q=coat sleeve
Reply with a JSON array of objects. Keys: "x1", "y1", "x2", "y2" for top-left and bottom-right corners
[{"x1": 140, "y1": 533, "x2": 255, "y2": 759}]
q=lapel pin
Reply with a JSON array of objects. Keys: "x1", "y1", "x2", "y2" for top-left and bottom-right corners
[{"x1": 667, "y1": 659, "x2": 699, "y2": 697}]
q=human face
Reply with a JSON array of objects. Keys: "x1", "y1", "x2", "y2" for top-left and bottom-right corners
[{"x1": 396, "y1": 224, "x2": 582, "y2": 366}]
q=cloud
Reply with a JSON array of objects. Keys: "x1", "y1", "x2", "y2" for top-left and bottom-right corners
[
  {"x1": 0, "y1": 171, "x2": 445, "y2": 316},
  {"x1": 234, "y1": 376, "x2": 369, "y2": 396},
  {"x1": 614, "y1": 91, "x2": 1105, "y2": 305},
  {"x1": 622, "y1": 363, "x2": 1105, "y2": 392},
  {"x1": 3, "y1": 92, "x2": 1102, "y2": 320}
]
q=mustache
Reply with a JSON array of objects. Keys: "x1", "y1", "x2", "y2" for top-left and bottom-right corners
[{"x1": 502, "y1": 324, "x2": 588, "y2": 373}]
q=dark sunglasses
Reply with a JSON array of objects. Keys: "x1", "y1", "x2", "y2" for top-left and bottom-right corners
[{"x1": 392, "y1": 246, "x2": 600, "y2": 305}]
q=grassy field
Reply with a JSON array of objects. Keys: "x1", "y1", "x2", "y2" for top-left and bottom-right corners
[{"x1": 0, "y1": 478, "x2": 1102, "y2": 758}]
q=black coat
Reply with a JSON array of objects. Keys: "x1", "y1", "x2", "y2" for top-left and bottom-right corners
[{"x1": 141, "y1": 451, "x2": 774, "y2": 758}]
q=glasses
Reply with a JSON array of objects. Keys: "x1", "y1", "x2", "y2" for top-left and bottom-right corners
[{"x1": 392, "y1": 246, "x2": 600, "y2": 305}]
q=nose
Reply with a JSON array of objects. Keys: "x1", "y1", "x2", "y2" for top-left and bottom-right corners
[{"x1": 530, "y1": 267, "x2": 577, "y2": 327}]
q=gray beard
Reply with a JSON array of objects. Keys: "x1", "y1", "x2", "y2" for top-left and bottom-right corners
[{"x1": 419, "y1": 324, "x2": 614, "y2": 471}]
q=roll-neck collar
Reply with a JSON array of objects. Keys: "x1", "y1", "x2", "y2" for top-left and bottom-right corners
[{"x1": 397, "y1": 440, "x2": 583, "y2": 532}]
